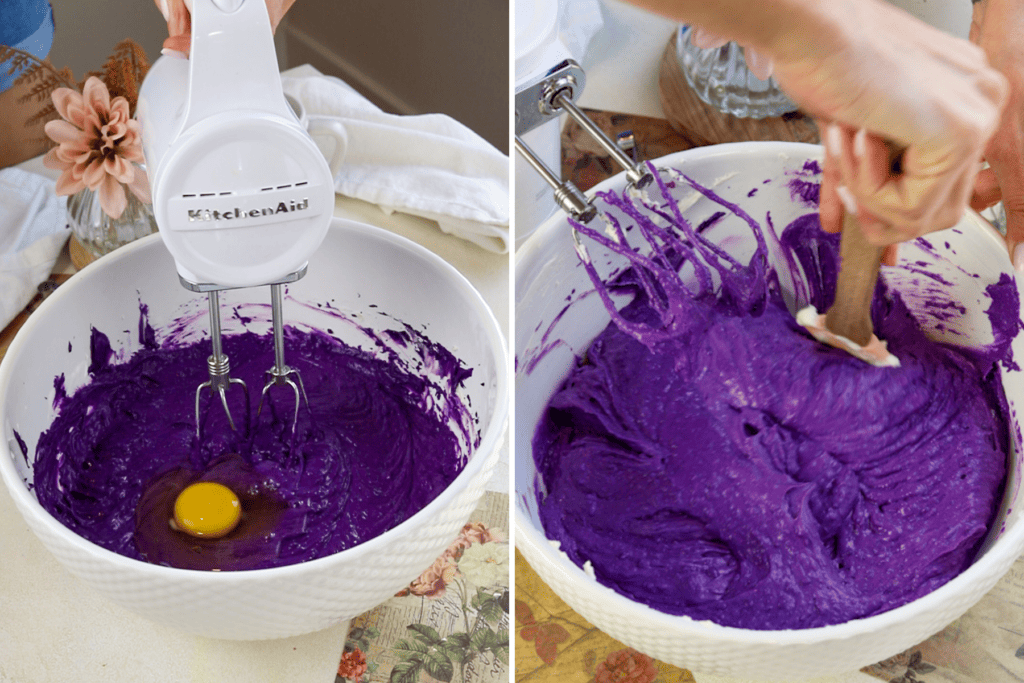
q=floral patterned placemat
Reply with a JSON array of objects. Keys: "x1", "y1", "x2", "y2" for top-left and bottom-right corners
[
  {"x1": 515, "y1": 549, "x2": 694, "y2": 683},
  {"x1": 516, "y1": 545, "x2": 1024, "y2": 683},
  {"x1": 860, "y1": 551, "x2": 1024, "y2": 683},
  {"x1": 336, "y1": 490, "x2": 509, "y2": 683}
]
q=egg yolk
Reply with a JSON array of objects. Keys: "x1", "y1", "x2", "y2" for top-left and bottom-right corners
[{"x1": 172, "y1": 482, "x2": 242, "y2": 538}]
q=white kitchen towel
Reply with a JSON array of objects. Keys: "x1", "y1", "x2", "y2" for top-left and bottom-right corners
[
  {"x1": 0, "y1": 167, "x2": 69, "y2": 331},
  {"x1": 281, "y1": 65, "x2": 510, "y2": 253}
]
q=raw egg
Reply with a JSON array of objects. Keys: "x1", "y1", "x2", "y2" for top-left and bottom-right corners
[{"x1": 172, "y1": 481, "x2": 242, "y2": 538}]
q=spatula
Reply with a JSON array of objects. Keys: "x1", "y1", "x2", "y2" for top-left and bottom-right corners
[
  {"x1": 796, "y1": 209, "x2": 900, "y2": 367},
  {"x1": 825, "y1": 211, "x2": 884, "y2": 346}
]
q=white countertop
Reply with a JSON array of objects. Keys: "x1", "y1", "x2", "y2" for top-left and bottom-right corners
[{"x1": 0, "y1": 158, "x2": 509, "y2": 683}]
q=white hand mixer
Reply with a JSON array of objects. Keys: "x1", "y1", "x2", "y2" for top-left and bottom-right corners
[{"x1": 137, "y1": 0, "x2": 341, "y2": 435}]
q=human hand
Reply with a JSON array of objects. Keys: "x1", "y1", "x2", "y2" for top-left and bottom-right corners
[
  {"x1": 153, "y1": 0, "x2": 296, "y2": 55},
  {"x1": 818, "y1": 124, "x2": 902, "y2": 265},
  {"x1": 969, "y1": 0, "x2": 1024, "y2": 269},
  {"x1": 766, "y1": 0, "x2": 1006, "y2": 247}
]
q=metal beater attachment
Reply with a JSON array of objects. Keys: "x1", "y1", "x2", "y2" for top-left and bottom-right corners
[
  {"x1": 195, "y1": 289, "x2": 249, "y2": 436},
  {"x1": 515, "y1": 59, "x2": 655, "y2": 224},
  {"x1": 256, "y1": 283, "x2": 309, "y2": 432}
]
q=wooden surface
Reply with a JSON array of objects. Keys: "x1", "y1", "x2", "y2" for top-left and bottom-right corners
[
  {"x1": 826, "y1": 212, "x2": 884, "y2": 345},
  {"x1": 68, "y1": 234, "x2": 96, "y2": 271},
  {"x1": 657, "y1": 36, "x2": 820, "y2": 148}
]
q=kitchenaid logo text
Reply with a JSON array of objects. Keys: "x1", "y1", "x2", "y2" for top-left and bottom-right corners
[{"x1": 187, "y1": 198, "x2": 310, "y2": 222}]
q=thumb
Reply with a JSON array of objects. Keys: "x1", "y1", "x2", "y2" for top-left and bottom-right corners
[
  {"x1": 970, "y1": 166, "x2": 1002, "y2": 212},
  {"x1": 158, "y1": 0, "x2": 192, "y2": 55},
  {"x1": 162, "y1": 34, "x2": 191, "y2": 56}
]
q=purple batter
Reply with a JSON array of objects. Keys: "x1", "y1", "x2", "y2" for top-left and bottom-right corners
[
  {"x1": 32, "y1": 308, "x2": 473, "y2": 571},
  {"x1": 533, "y1": 167, "x2": 1013, "y2": 630}
]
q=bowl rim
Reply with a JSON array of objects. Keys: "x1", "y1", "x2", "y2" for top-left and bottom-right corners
[
  {"x1": 0, "y1": 216, "x2": 509, "y2": 581},
  {"x1": 514, "y1": 140, "x2": 1024, "y2": 644}
]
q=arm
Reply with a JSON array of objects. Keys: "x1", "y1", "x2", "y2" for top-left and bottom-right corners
[
  {"x1": 970, "y1": 0, "x2": 1024, "y2": 267},
  {"x1": 631, "y1": 0, "x2": 814, "y2": 52},
  {"x1": 627, "y1": 0, "x2": 1007, "y2": 247}
]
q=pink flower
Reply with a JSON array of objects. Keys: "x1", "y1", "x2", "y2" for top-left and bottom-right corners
[
  {"x1": 458, "y1": 521, "x2": 503, "y2": 546},
  {"x1": 444, "y1": 522, "x2": 505, "y2": 561},
  {"x1": 595, "y1": 648, "x2": 658, "y2": 683},
  {"x1": 405, "y1": 555, "x2": 459, "y2": 598},
  {"x1": 337, "y1": 647, "x2": 367, "y2": 681},
  {"x1": 42, "y1": 76, "x2": 150, "y2": 219},
  {"x1": 395, "y1": 522, "x2": 503, "y2": 597}
]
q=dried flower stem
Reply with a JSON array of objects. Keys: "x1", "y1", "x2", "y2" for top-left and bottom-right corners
[
  {"x1": 1, "y1": 38, "x2": 149, "y2": 130},
  {"x1": 101, "y1": 40, "x2": 150, "y2": 116},
  {"x1": 0, "y1": 46, "x2": 76, "y2": 129}
]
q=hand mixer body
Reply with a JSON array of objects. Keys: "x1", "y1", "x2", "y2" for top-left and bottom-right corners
[
  {"x1": 141, "y1": 110, "x2": 334, "y2": 287},
  {"x1": 137, "y1": 0, "x2": 335, "y2": 289},
  {"x1": 136, "y1": 0, "x2": 337, "y2": 435}
]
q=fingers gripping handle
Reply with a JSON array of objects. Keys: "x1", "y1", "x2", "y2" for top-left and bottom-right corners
[{"x1": 181, "y1": 0, "x2": 291, "y2": 130}]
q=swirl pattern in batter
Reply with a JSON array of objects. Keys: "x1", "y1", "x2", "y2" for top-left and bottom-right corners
[{"x1": 533, "y1": 170, "x2": 1012, "y2": 630}]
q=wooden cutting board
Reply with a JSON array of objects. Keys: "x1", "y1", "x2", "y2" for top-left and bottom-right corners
[{"x1": 68, "y1": 234, "x2": 97, "y2": 270}]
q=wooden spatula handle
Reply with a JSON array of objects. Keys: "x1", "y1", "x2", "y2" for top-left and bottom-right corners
[{"x1": 824, "y1": 212, "x2": 885, "y2": 347}]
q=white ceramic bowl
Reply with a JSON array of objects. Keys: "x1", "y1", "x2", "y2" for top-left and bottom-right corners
[
  {"x1": 0, "y1": 217, "x2": 508, "y2": 640},
  {"x1": 515, "y1": 142, "x2": 1024, "y2": 680}
]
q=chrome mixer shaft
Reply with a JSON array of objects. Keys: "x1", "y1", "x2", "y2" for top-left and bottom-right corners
[
  {"x1": 195, "y1": 289, "x2": 249, "y2": 436},
  {"x1": 181, "y1": 268, "x2": 308, "y2": 436},
  {"x1": 515, "y1": 59, "x2": 654, "y2": 224},
  {"x1": 256, "y1": 283, "x2": 309, "y2": 432}
]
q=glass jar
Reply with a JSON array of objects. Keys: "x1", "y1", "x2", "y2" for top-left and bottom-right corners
[
  {"x1": 67, "y1": 185, "x2": 158, "y2": 261},
  {"x1": 674, "y1": 25, "x2": 797, "y2": 120}
]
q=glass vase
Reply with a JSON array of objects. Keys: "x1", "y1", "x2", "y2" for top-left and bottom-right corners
[
  {"x1": 674, "y1": 25, "x2": 797, "y2": 119},
  {"x1": 67, "y1": 185, "x2": 158, "y2": 261}
]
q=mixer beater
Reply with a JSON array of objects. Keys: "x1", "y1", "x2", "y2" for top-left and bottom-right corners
[
  {"x1": 137, "y1": 0, "x2": 339, "y2": 438},
  {"x1": 256, "y1": 282, "x2": 310, "y2": 432},
  {"x1": 183, "y1": 268, "x2": 311, "y2": 436},
  {"x1": 195, "y1": 288, "x2": 248, "y2": 434},
  {"x1": 515, "y1": 59, "x2": 655, "y2": 225}
]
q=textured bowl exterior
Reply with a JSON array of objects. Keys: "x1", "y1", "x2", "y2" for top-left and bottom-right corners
[
  {"x1": 16, "y1": 443, "x2": 500, "y2": 640},
  {"x1": 1, "y1": 219, "x2": 508, "y2": 640},
  {"x1": 516, "y1": 519, "x2": 1003, "y2": 680},
  {"x1": 514, "y1": 142, "x2": 1024, "y2": 680}
]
